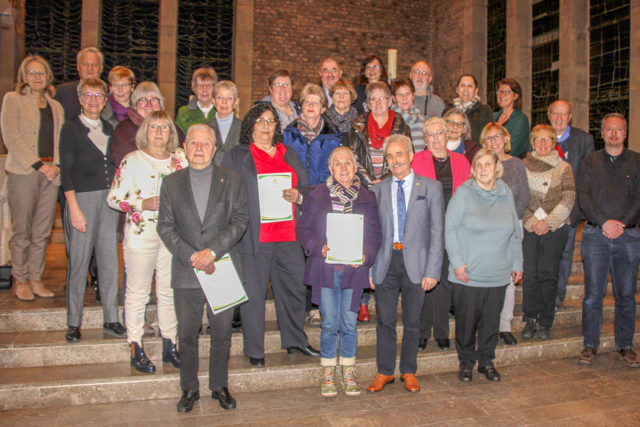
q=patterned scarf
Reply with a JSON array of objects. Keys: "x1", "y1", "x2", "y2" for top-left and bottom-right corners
[
  {"x1": 297, "y1": 116, "x2": 324, "y2": 143},
  {"x1": 453, "y1": 95, "x2": 481, "y2": 113},
  {"x1": 327, "y1": 175, "x2": 360, "y2": 213},
  {"x1": 368, "y1": 110, "x2": 395, "y2": 149},
  {"x1": 326, "y1": 105, "x2": 358, "y2": 133}
]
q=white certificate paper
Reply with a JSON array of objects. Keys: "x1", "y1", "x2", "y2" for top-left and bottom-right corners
[
  {"x1": 195, "y1": 254, "x2": 248, "y2": 314},
  {"x1": 326, "y1": 213, "x2": 364, "y2": 265},
  {"x1": 257, "y1": 172, "x2": 293, "y2": 223}
]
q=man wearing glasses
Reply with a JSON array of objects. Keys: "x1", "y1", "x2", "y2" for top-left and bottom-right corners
[
  {"x1": 55, "y1": 47, "x2": 104, "y2": 121},
  {"x1": 318, "y1": 58, "x2": 342, "y2": 107},
  {"x1": 258, "y1": 70, "x2": 300, "y2": 129},
  {"x1": 410, "y1": 61, "x2": 444, "y2": 119}
]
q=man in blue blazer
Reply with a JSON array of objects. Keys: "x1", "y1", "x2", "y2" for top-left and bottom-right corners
[
  {"x1": 548, "y1": 100, "x2": 595, "y2": 306},
  {"x1": 367, "y1": 135, "x2": 444, "y2": 393},
  {"x1": 158, "y1": 124, "x2": 248, "y2": 413}
]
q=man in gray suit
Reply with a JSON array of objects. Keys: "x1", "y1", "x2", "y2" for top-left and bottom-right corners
[
  {"x1": 548, "y1": 100, "x2": 595, "y2": 306},
  {"x1": 367, "y1": 135, "x2": 444, "y2": 393},
  {"x1": 158, "y1": 124, "x2": 248, "y2": 413}
]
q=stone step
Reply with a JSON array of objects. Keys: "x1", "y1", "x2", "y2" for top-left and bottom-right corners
[
  {"x1": 1, "y1": 297, "x2": 635, "y2": 369},
  {"x1": 0, "y1": 318, "x2": 636, "y2": 411}
]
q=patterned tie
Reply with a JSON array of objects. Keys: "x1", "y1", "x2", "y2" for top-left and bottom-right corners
[{"x1": 397, "y1": 179, "x2": 406, "y2": 243}]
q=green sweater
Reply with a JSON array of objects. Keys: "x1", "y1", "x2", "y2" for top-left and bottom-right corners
[
  {"x1": 175, "y1": 97, "x2": 216, "y2": 134},
  {"x1": 494, "y1": 108, "x2": 530, "y2": 159}
]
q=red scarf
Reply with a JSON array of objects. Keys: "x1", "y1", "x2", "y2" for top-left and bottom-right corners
[{"x1": 368, "y1": 110, "x2": 395, "y2": 149}]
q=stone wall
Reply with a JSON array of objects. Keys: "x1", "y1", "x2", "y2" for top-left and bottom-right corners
[{"x1": 250, "y1": 0, "x2": 435, "y2": 102}]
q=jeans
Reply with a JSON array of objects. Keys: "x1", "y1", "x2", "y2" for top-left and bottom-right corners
[
  {"x1": 319, "y1": 270, "x2": 360, "y2": 360},
  {"x1": 581, "y1": 224, "x2": 640, "y2": 350},
  {"x1": 556, "y1": 225, "x2": 578, "y2": 300}
]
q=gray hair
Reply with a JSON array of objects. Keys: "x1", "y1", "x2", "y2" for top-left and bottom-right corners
[
  {"x1": 214, "y1": 80, "x2": 238, "y2": 98},
  {"x1": 77, "y1": 78, "x2": 108, "y2": 97},
  {"x1": 470, "y1": 148, "x2": 504, "y2": 181},
  {"x1": 77, "y1": 47, "x2": 104, "y2": 71},
  {"x1": 423, "y1": 116, "x2": 449, "y2": 138},
  {"x1": 327, "y1": 146, "x2": 356, "y2": 166},
  {"x1": 383, "y1": 134, "x2": 413, "y2": 154},
  {"x1": 186, "y1": 123, "x2": 217, "y2": 144},
  {"x1": 131, "y1": 81, "x2": 165, "y2": 112},
  {"x1": 442, "y1": 107, "x2": 471, "y2": 141}
]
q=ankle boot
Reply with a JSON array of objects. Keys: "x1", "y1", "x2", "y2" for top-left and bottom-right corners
[
  {"x1": 162, "y1": 337, "x2": 180, "y2": 368},
  {"x1": 321, "y1": 366, "x2": 337, "y2": 397},
  {"x1": 341, "y1": 365, "x2": 361, "y2": 396},
  {"x1": 130, "y1": 342, "x2": 156, "y2": 373}
]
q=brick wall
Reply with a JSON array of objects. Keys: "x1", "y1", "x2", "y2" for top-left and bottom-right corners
[{"x1": 251, "y1": 0, "x2": 435, "y2": 102}]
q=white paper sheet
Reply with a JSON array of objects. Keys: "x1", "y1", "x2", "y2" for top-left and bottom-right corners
[
  {"x1": 534, "y1": 207, "x2": 548, "y2": 220},
  {"x1": 326, "y1": 213, "x2": 364, "y2": 265},
  {"x1": 195, "y1": 254, "x2": 248, "y2": 314},
  {"x1": 257, "y1": 172, "x2": 293, "y2": 223}
]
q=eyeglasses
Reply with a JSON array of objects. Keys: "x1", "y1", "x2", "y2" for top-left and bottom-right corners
[
  {"x1": 321, "y1": 68, "x2": 338, "y2": 74},
  {"x1": 411, "y1": 69, "x2": 430, "y2": 77},
  {"x1": 195, "y1": 83, "x2": 214, "y2": 90},
  {"x1": 111, "y1": 83, "x2": 131, "y2": 89},
  {"x1": 27, "y1": 70, "x2": 46, "y2": 78},
  {"x1": 256, "y1": 118, "x2": 276, "y2": 127},
  {"x1": 446, "y1": 119, "x2": 465, "y2": 128},
  {"x1": 138, "y1": 97, "x2": 160, "y2": 106},
  {"x1": 81, "y1": 92, "x2": 105, "y2": 100},
  {"x1": 369, "y1": 96, "x2": 389, "y2": 104},
  {"x1": 365, "y1": 65, "x2": 381, "y2": 71},
  {"x1": 496, "y1": 89, "x2": 513, "y2": 95},
  {"x1": 215, "y1": 95, "x2": 234, "y2": 102},
  {"x1": 485, "y1": 134, "x2": 503, "y2": 141},
  {"x1": 302, "y1": 100, "x2": 321, "y2": 107},
  {"x1": 534, "y1": 137, "x2": 553, "y2": 144},
  {"x1": 425, "y1": 130, "x2": 446, "y2": 139},
  {"x1": 272, "y1": 82, "x2": 291, "y2": 89},
  {"x1": 150, "y1": 124, "x2": 169, "y2": 131}
]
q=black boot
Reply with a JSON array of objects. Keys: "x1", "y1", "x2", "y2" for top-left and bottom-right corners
[
  {"x1": 231, "y1": 307, "x2": 242, "y2": 331},
  {"x1": 130, "y1": 342, "x2": 156, "y2": 373},
  {"x1": 162, "y1": 337, "x2": 180, "y2": 368}
]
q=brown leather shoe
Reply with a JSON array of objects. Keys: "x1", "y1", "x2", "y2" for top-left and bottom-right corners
[
  {"x1": 579, "y1": 346, "x2": 597, "y2": 365},
  {"x1": 29, "y1": 280, "x2": 54, "y2": 298},
  {"x1": 617, "y1": 347, "x2": 640, "y2": 368},
  {"x1": 14, "y1": 282, "x2": 35, "y2": 301},
  {"x1": 367, "y1": 374, "x2": 394, "y2": 392},
  {"x1": 400, "y1": 373, "x2": 420, "y2": 392}
]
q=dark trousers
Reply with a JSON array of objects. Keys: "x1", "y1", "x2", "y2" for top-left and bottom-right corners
[
  {"x1": 375, "y1": 250, "x2": 425, "y2": 375},
  {"x1": 581, "y1": 224, "x2": 640, "y2": 350},
  {"x1": 420, "y1": 253, "x2": 451, "y2": 340},
  {"x1": 452, "y1": 283, "x2": 507, "y2": 369},
  {"x1": 174, "y1": 287, "x2": 233, "y2": 392},
  {"x1": 241, "y1": 241, "x2": 309, "y2": 358},
  {"x1": 556, "y1": 225, "x2": 578, "y2": 300},
  {"x1": 522, "y1": 226, "x2": 569, "y2": 327}
]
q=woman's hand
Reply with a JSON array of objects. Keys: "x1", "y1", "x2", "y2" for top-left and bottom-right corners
[
  {"x1": 512, "y1": 271, "x2": 523, "y2": 283},
  {"x1": 69, "y1": 206, "x2": 87, "y2": 233},
  {"x1": 454, "y1": 265, "x2": 469, "y2": 283},
  {"x1": 282, "y1": 188, "x2": 301, "y2": 204},
  {"x1": 532, "y1": 219, "x2": 549, "y2": 235},
  {"x1": 321, "y1": 244, "x2": 329, "y2": 258},
  {"x1": 142, "y1": 196, "x2": 160, "y2": 211},
  {"x1": 350, "y1": 255, "x2": 365, "y2": 269},
  {"x1": 38, "y1": 164, "x2": 59, "y2": 181},
  {"x1": 369, "y1": 277, "x2": 375, "y2": 290}
]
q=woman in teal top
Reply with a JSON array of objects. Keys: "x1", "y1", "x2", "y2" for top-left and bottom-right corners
[
  {"x1": 445, "y1": 148, "x2": 523, "y2": 383},
  {"x1": 494, "y1": 78, "x2": 530, "y2": 159}
]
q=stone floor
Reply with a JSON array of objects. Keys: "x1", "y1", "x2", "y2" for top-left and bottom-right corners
[{"x1": 1, "y1": 352, "x2": 639, "y2": 426}]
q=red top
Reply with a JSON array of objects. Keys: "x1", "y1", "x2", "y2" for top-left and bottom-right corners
[
  {"x1": 251, "y1": 143, "x2": 298, "y2": 242},
  {"x1": 368, "y1": 110, "x2": 395, "y2": 149},
  {"x1": 411, "y1": 149, "x2": 471, "y2": 194}
]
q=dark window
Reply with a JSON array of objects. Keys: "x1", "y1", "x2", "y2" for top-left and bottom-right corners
[
  {"x1": 487, "y1": 0, "x2": 507, "y2": 111},
  {"x1": 531, "y1": 0, "x2": 559, "y2": 127}
]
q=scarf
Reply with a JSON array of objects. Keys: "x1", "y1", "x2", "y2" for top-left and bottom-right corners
[
  {"x1": 368, "y1": 110, "x2": 395, "y2": 149},
  {"x1": 109, "y1": 95, "x2": 129, "y2": 122},
  {"x1": 326, "y1": 105, "x2": 358, "y2": 133},
  {"x1": 327, "y1": 175, "x2": 360, "y2": 213},
  {"x1": 297, "y1": 116, "x2": 323, "y2": 143},
  {"x1": 453, "y1": 95, "x2": 481, "y2": 113}
]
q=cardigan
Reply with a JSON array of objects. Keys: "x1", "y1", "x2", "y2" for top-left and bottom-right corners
[
  {"x1": 59, "y1": 116, "x2": 115, "y2": 193},
  {"x1": 494, "y1": 108, "x2": 530, "y2": 159},
  {"x1": 411, "y1": 150, "x2": 470, "y2": 194},
  {"x1": 1, "y1": 89, "x2": 65, "y2": 185},
  {"x1": 175, "y1": 96, "x2": 216, "y2": 134}
]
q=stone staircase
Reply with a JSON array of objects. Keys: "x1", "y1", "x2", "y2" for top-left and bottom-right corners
[{"x1": 0, "y1": 234, "x2": 638, "y2": 410}]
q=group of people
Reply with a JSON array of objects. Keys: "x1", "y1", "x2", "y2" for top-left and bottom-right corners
[{"x1": 1, "y1": 47, "x2": 638, "y2": 414}]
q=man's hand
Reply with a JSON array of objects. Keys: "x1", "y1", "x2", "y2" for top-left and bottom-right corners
[
  {"x1": 321, "y1": 244, "x2": 329, "y2": 258},
  {"x1": 512, "y1": 271, "x2": 523, "y2": 283},
  {"x1": 602, "y1": 219, "x2": 625, "y2": 239},
  {"x1": 454, "y1": 265, "x2": 469, "y2": 283},
  {"x1": 141, "y1": 196, "x2": 160, "y2": 211},
  {"x1": 282, "y1": 188, "x2": 301, "y2": 204},
  {"x1": 190, "y1": 249, "x2": 216, "y2": 274},
  {"x1": 350, "y1": 254, "x2": 365, "y2": 269},
  {"x1": 421, "y1": 277, "x2": 438, "y2": 291}
]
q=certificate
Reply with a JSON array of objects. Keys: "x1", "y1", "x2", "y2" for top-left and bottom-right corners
[
  {"x1": 326, "y1": 213, "x2": 364, "y2": 265},
  {"x1": 195, "y1": 254, "x2": 248, "y2": 314},
  {"x1": 257, "y1": 172, "x2": 293, "y2": 223}
]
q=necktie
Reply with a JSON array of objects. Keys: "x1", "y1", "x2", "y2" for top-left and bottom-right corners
[{"x1": 397, "y1": 179, "x2": 406, "y2": 243}]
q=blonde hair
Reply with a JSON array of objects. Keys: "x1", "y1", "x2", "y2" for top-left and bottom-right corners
[
  {"x1": 479, "y1": 122, "x2": 512, "y2": 153},
  {"x1": 135, "y1": 111, "x2": 179, "y2": 152},
  {"x1": 16, "y1": 55, "x2": 55, "y2": 96},
  {"x1": 529, "y1": 124, "x2": 557, "y2": 150},
  {"x1": 470, "y1": 148, "x2": 504, "y2": 181},
  {"x1": 300, "y1": 83, "x2": 328, "y2": 108}
]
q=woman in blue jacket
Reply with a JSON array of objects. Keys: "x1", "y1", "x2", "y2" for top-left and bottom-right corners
[{"x1": 283, "y1": 83, "x2": 342, "y2": 185}]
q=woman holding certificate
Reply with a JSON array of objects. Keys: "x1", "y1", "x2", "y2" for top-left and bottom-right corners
[
  {"x1": 107, "y1": 111, "x2": 185, "y2": 373},
  {"x1": 223, "y1": 103, "x2": 318, "y2": 368},
  {"x1": 297, "y1": 147, "x2": 382, "y2": 397}
]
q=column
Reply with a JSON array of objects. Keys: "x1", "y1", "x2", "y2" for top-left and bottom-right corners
[
  {"x1": 233, "y1": 0, "x2": 254, "y2": 117},
  {"x1": 559, "y1": 0, "x2": 589, "y2": 131},
  {"x1": 506, "y1": 0, "x2": 532, "y2": 119},
  {"x1": 630, "y1": 0, "x2": 640, "y2": 150},
  {"x1": 462, "y1": 0, "x2": 488, "y2": 101},
  {"x1": 158, "y1": 0, "x2": 177, "y2": 117},
  {"x1": 81, "y1": 0, "x2": 101, "y2": 48}
]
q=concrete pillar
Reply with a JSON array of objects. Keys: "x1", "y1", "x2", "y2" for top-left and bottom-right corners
[
  {"x1": 0, "y1": 0, "x2": 24, "y2": 153},
  {"x1": 559, "y1": 0, "x2": 590, "y2": 132},
  {"x1": 158, "y1": 0, "x2": 177, "y2": 117},
  {"x1": 629, "y1": 0, "x2": 640, "y2": 150},
  {"x1": 506, "y1": 0, "x2": 532, "y2": 119},
  {"x1": 81, "y1": 0, "x2": 101, "y2": 48},
  {"x1": 233, "y1": 0, "x2": 254, "y2": 118},
  {"x1": 462, "y1": 0, "x2": 488, "y2": 101}
]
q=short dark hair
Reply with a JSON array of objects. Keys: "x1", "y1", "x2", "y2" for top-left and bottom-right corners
[
  {"x1": 456, "y1": 74, "x2": 478, "y2": 88},
  {"x1": 355, "y1": 54, "x2": 388, "y2": 86},
  {"x1": 268, "y1": 69, "x2": 294, "y2": 87},
  {"x1": 240, "y1": 103, "x2": 283, "y2": 145},
  {"x1": 495, "y1": 78, "x2": 523, "y2": 110},
  {"x1": 390, "y1": 78, "x2": 415, "y2": 95}
]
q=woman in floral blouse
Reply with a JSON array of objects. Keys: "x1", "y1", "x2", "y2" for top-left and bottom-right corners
[{"x1": 107, "y1": 110, "x2": 186, "y2": 374}]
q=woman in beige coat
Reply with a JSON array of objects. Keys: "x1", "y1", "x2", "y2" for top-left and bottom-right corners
[{"x1": 1, "y1": 55, "x2": 65, "y2": 301}]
